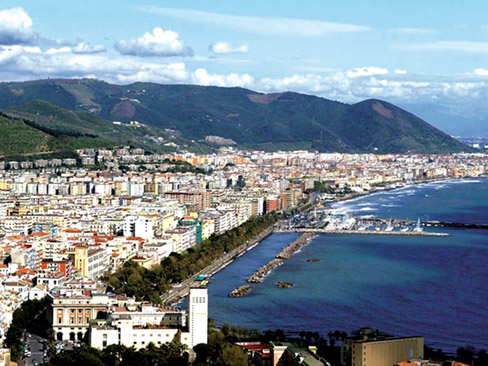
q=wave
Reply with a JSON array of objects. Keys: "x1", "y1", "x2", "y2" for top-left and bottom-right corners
[{"x1": 357, "y1": 207, "x2": 377, "y2": 212}]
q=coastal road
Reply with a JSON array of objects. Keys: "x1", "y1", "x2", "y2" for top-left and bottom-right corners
[
  {"x1": 161, "y1": 227, "x2": 274, "y2": 305},
  {"x1": 18, "y1": 333, "x2": 46, "y2": 366}
]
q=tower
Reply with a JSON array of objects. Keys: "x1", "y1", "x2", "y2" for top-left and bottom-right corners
[{"x1": 188, "y1": 287, "x2": 208, "y2": 348}]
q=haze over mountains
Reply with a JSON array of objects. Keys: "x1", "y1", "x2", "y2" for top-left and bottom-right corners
[{"x1": 0, "y1": 78, "x2": 471, "y2": 155}]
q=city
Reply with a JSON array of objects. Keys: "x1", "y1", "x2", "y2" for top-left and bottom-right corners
[
  {"x1": 0, "y1": 146, "x2": 486, "y2": 365},
  {"x1": 1, "y1": 1, "x2": 488, "y2": 365}
]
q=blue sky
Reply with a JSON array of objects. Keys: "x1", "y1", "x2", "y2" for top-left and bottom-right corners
[{"x1": 1, "y1": 0, "x2": 488, "y2": 114}]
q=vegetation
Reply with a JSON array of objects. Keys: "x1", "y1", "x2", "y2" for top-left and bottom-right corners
[
  {"x1": 105, "y1": 214, "x2": 279, "y2": 303},
  {"x1": 48, "y1": 342, "x2": 189, "y2": 366},
  {"x1": 0, "y1": 78, "x2": 472, "y2": 153},
  {"x1": 0, "y1": 112, "x2": 112, "y2": 156},
  {"x1": 2, "y1": 99, "x2": 213, "y2": 155},
  {"x1": 304, "y1": 181, "x2": 335, "y2": 194},
  {"x1": 47, "y1": 329, "x2": 253, "y2": 366},
  {"x1": 5, "y1": 296, "x2": 53, "y2": 361}
]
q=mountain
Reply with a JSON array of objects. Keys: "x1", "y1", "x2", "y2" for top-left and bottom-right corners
[
  {"x1": 1, "y1": 100, "x2": 212, "y2": 156},
  {"x1": 0, "y1": 111, "x2": 113, "y2": 157},
  {"x1": 0, "y1": 78, "x2": 472, "y2": 153}
]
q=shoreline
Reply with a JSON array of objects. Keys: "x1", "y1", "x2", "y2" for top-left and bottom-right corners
[
  {"x1": 162, "y1": 225, "x2": 275, "y2": 306},
  {"x1": 227, "y1": 232, "x2": 315, "y2": 297},
  {"x1": 166, "y1": 176, "x2": 484, "y2": 306},
  {"x1": 328, "y1": 176, "x2": 487, "y2": 207}
]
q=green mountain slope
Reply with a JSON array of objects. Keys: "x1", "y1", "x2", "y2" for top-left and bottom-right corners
[
  {"x1": 0, "y1": 112, "x2": 113, "y2": 156},
  {"x1": 3, "y1": 100, "x2": 212, "y2": 155},
  {"x1": 0, "y1": 78, "x2": 472, "y2": 153}
]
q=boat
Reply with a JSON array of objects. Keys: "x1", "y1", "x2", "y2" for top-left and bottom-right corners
[
  {"x1": 385, "y1": 220, "x2": 394, "y2": 232},
  {"x1": 413, "y1": 217, "x2": 423, "y2": 232}
]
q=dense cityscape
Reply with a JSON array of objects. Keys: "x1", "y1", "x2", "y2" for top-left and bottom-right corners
[
  {"x1": 0, "y1": 147, "x2": 486, "y2": 365},
  {"x1": 2, "y1": 1, "x2": 488, "y2": 365}
]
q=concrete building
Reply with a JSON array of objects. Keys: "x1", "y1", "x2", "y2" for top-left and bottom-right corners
[
  {"x1": 342, "y1": 330, "x2": 424, "y2": 366},
  {"x1": 165, "y1": 191, "x2": 211, "y2": 212},
  {"x1": 188, "y1": 287, "x2": 208, "y2": 348},
  {"x1": 51, "y1": 291, "x2": 124, "y2": 342},
  {"x1": 74, "y1": 246, "x2": 109, "y2": 280},
  {"x1": 89, "y1": 287, "x2": 208, "y2": 351},
  {"x1": 123, "y1": 215, "x2": 154, "y2": 241}
]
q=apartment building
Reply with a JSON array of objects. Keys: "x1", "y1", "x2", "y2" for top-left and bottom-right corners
[
  {"x1": 74, "y1": 246, "x2": 110, "y2": 280},
  {"x1": 90, "y1": 287, "x2": 207, "y2": 350}
]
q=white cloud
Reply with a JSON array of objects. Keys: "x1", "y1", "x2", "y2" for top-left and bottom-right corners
[
  {"x1": 115, "y1": 27, "x2": 193, "y2": 57},
  {"x1": 0, "y1": 7, "x2": 37, "y2": 45},
  {"x1": 45, "y1": 42, "x2": 106, "y2": 55},
  {"x1": 72, "y1": 42, "x2": 106, "y2": 54},
  {"x1": 209, "y1": 42, "x2": 248, "y2": 54},
  {"x1": 0, "y1": 45, "x2": 189, "y2": 83},
  {"x1": 391, "y1": 27, "x2": 437, "y2": 35},
  {"x1": 192, "y1": 68, "x2": 254, "y2": 87},
  {"x1": 140, "y1": 7, "x2": 370, "y2": 36},
  {"x1": 346, "y1": 66, "x2": 388, "y2": 78},
  {"x1": 473, "y1": 68, "x2": 488, "y2": 76},
  {"x1": 394, "y1": 69, "x2": 408, "y2": 75},
  {"x1": 3, "y1": 44, "x2": 488, "y2": 111},
  {"x1": 398, "y1": 41, "x2": 488, "y2": 53}
]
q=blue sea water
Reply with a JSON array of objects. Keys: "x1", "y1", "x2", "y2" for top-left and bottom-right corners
[{"x1": 206, "y1": 178, "x2": 488, "y2": 352}]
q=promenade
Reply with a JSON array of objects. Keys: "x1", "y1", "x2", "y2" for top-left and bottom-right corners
[{"x1": 160, "y1": 226, "x2": 274, "y2": 305}]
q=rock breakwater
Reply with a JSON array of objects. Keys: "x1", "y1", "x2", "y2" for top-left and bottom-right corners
[{"x1": 247, "y1": 232, "x2": 315, "y2": 284}]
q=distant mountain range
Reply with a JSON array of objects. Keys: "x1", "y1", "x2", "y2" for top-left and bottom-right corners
[{"x1": 0, "y1": 78, "x2": 472, "y2": 156}]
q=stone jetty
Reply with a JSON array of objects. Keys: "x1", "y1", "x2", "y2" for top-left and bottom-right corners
[
  {"x1": 228, "y1": 285, "x2": 252, "y2": 297},
  {"x1": 276, "y1": 281, "x2": 294, "y2": 288},
  {"x1": 247, "y1": 232, "x2": 315, "y2": 283}
]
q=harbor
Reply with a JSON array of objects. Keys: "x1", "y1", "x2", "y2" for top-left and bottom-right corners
[
  {"x1": 274, "y1": 228, "x2": 449, "y2": 237},
  {"x1": 277, "y1": 206, "x2": 452, "y2": 236}
]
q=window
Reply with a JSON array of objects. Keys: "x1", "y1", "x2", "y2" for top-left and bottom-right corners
[{"x1": 58, "y1": 317, "x2": 62, "y2": 323}]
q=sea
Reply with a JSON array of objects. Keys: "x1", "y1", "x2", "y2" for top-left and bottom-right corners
[{"x1": 205, "y1": 178, "x2": 488, "y2": 352}]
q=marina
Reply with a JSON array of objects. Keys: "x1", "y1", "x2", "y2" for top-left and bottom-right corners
[
  {"x1": 274, "y1": 228, "x2": 449, "y2": 237},
  {"x1": 277, "y1": 207, "x2": 454, "y2": 236}
]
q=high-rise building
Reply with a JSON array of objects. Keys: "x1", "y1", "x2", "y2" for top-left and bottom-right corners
[{"x1": 188, "y1": 287, "x2": 208, "y2": 348}]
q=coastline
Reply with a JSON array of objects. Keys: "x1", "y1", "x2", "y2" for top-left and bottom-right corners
[
  {"x1": 166, "y1": 176, "x2": 484, "y2": 306},
  {"x1": 325, "y1": 176, "x2": 485, "y2": 208},
  {"x1": 225, "y1": 232, "x2": 316, "y2": 297},
  {"x1": 162, "y1": 225, "x2": 275, "y2": 306},
  {"x1": 207, "y1": 177, "x2": 488, "y2": 353}
]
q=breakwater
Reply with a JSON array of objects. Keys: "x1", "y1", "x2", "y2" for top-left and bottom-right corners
[
  {"x1": 161, "y1": 225, "x2": 275, "y2": 305},
  {"x1": 275, "y1": 228, "x2": 449, "y2": 237},
  {"x1": 228, "y1": 285, "x2": 252, "y2": 297},
  {"x1": 247, "y1": 232, "x2": 315, "y2": 284}
]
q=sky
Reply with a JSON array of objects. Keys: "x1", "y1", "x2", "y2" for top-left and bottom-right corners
[{"x1": 1, "y1": 0, "x2": 488, "y2": 123}]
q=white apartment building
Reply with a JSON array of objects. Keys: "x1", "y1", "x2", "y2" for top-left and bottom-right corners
[
  {"x1": 90, "y1": 287, "x2": 207, "y2": 350},
  {"x1": 123, "y1": 215, "x2": 154, "y2": 241},
  {"x1": 166, "y1": 226, "x2": 196, "y2": 253}
]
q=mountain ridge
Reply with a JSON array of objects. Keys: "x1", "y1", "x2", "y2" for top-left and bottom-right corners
[{"x1": 0, "y1": 78, "x2": 472, "y2": 154}]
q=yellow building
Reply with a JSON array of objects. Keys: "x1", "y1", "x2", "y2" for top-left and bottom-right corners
[
  {"x1": 0, "y1": 181, "x2": 12, "y2": 191},
  {"x1": 160, "y1": 213, "x2": 177, "y2": 231},
  {"x1": 74, "y1": 246, "x2": 109, "y2": 279},
  {"x1": 348, "y1": 336, "x2": 424, "y2": 366},
  {"x1": 0, "y1": 348, "x2": 13, "y2": 366},
  {"x1": 201, "y1": 218, "x2": 215, "y2": 240}
]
